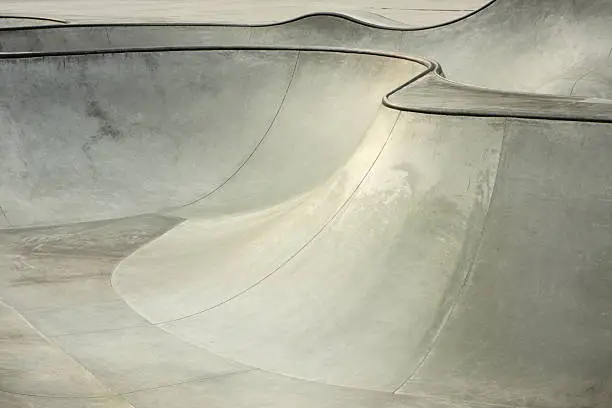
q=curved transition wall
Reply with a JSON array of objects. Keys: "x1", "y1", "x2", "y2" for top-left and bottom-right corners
[
  {"x1": 0, "y1": 49, "x2": 422, "y2": 227},
  {"x1": 112, "y1": 112, "x2": 612, "y2": 407},
  {"x1": 1, "y1": 0, "x2": 612, "y2": 97},
  {"x1": 114, "y1": 110, "x2": 502, "y2": 392},
  {"x1": 1, "y1": 3, "x2": 612, "y2": 408}
]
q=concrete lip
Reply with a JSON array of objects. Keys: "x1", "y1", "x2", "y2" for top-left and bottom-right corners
[{"x1": 0, "y1": 15, "x2": 66, "y2": 28}]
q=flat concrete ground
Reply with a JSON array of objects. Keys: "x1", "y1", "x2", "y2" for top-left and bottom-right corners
[{"x1": 1, "y1": 0, "x2": 488, "y2": 25}]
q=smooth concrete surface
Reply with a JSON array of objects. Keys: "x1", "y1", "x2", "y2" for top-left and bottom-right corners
[
  {"x1": 398, "y1": 118, "x2": 612, "y2": 408},
  {"x1": 0, "y1": 50, "x2": 422, "y2": 226},
  {"x1": 387, "y1": 74, "x2": 612, "y2": 122},
  {"x1": 123, "y1": 112, "x2": 502, "y2": 391},
  {"x1": 0, "y1": 1, "x2": 487, "y2": 25},
  {"x1": 2, "y1": 0, "x2": 611, "y2": 98},
  {"x1": 1, "y1": 1, "x2": 612, "y2": 408},
  {"x1": 398, "y1": 0, "x2": 612, "y2": 95}
]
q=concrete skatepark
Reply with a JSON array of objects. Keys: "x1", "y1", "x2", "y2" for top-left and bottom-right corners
[{"x1": 1, "y1": 1, "x2": 612, "y2": 407}]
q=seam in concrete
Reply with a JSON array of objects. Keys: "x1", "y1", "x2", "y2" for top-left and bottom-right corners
[
  {"x1": 181, "y1": 50, "x2": 301, "y2": 208},
  {"x1": 12, "y1": 251, "x2": 125, "y2": 261},
  {"x1": 377, "y1": 8, "x2": 475, "y2": 12},
  {"x1": 0, "y1": 222, "x2": 185, "y2": 401},
  {"x1": 393, "y1": 388, "x2": 518, "y2": 408},
  {"x1": 119, "y1": 368, "x2": 257, "y2": 396},
  {"x1": 569, "y1": 70, "x2": 591, "y2": 96},
  {"x1": 150, "y1": 320, "x2": 523, "y2": 408},
  {"x1": 0, "y1": 389, "x2": 126, "y2": 401},
  {"x1": 106, "y1": 218, "x2": 187, "y2": 301},
  {"x1": 392, "y1": 117, "x2": 509, "y2": 393},
  {"x1": 23, "y1": 298, "x2": 129, "y2": 315},
  {"x1": 0, "y1": 299, "x2": 133, "y2": 404},
  {"x1": 49, "y1": 322, "x2": 158, "y2": 339},
  {"x1": 0, "y1": 300, "x2": 251, "y2": 401},
  {"x1": 159, "y1": 110, "x2": 402, "y2": 324},
  {"x1": 1, "y1": 367, "x2": 254, "y2": 400}
]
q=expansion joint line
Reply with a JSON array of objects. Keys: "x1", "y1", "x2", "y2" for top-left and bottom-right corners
[
  {"x1": 159, "y1": 110, "x2": 402, "y2": 325},
  {"x1": 569, "y1": 70, "x2": 591, "y2": 96},
  {"x1": 0, "y1": 299, "x2": 135, "y2": 405},
  {"x1": 392, "y1": 117, "x2": 509, "y2": 394},
  {"x1": 182, "y1": 50, "x2": 301, "y2": 208}
]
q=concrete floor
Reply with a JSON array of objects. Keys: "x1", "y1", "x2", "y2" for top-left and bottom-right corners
[{"x1": 1, "y1": 1, "x2": 612, "y2": 408}]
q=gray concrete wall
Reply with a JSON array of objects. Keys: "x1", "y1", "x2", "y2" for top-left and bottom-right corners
[
  {"x1": 3, "y1": 0, "x2": 611, "y2": 98},
  {"x1": 0, "y1": 50, "x2": 422, "y2": 227}
]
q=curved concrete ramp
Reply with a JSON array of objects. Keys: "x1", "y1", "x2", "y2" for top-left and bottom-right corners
[
  {"x1": 111, "y1": 115, "x2": 612, "y2": 407},
  {"x1": 114, "y1": 111, "x2": 502, "y2": 391},
  {"x1": 2, "y1": 0, "x2": 612, "y2": 98},
  {"x1": 2, "y1": 6, "x2": 612, "y2": 408},
  {"x1": 0, "y1": 49, "x2": 422, "y2": 226}
]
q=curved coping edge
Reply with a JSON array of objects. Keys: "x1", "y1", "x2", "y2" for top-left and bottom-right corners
[
  {"x1": 382, "y1": 59, "x2": 612, "y2": 124},
  {"x1": 0, "y1": 15, "x2": 68, "y2": 24},
  {"x1": 0, "y1": 1, "x2": 497, "y2": 32},
  {"x1": 0, "y1": 44, "x2": 610, "y2": 124}
]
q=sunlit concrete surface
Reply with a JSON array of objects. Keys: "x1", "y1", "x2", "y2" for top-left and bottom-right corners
[
  {"x1": 1, "y1": 1, "x2": 612, "y2": 408},
  {"x1": 1, "y1": 0, "x2": 487, "y2": 25}
]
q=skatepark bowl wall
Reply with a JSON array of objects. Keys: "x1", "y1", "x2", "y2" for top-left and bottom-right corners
[
  {"x1": 2, "y1": 2, "x2": 612, "y2": 408},
  {"x1": 2, "y1": 0, "x2": 612, "y2": 96}
]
